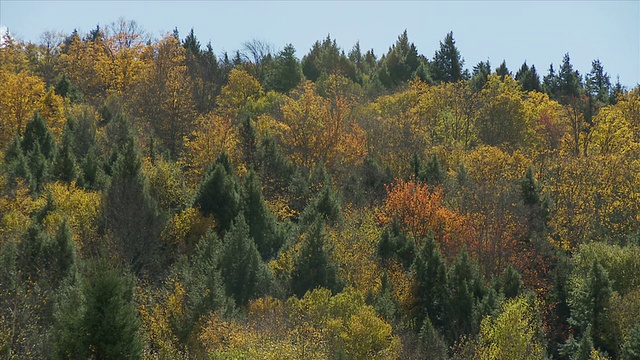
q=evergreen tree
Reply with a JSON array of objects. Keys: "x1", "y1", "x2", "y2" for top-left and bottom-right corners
[
  {"x1": 264, "y1": 44, "x2": 302, "y2": 93},
  {"x1": 543, "y1": 64, "x2": 560, "y2": 99},
  {"x1": 495, "y1": 60, "x2": 511, "y2": 80},
  {"x1": 22, "y1": 111, "x2": 56, "y2": 160},
  {"x1": 220, "y1": 215, "x2": 270, "y2": 306},
  {"x1": 447, "y1": 250, "x2": 485, "y2": 341},
  {"x1": 239, "y1": 116, "x2": 258, "y2": 169},
  {"x1": 418, "y1": 316, "x2": 448, "y2": 360},
  {"x1": 431, "y1": 31, "x2": 466, "y2": 83},
  {"x1": 498, "y1": 265, "x2": 523, "y2": 299},
  {"x1": 412, "y1": 233, "x2": 448, "y2": 331},
  {"x1": 79, "y1": 261, "x2": 142, "y2": 359},
  {"x1": 193, "y1": 153, "x2": 241, "y2": 234},
  {"x1": 515, "y1": 62, "x2": 542, "y2": 92},
  {"x1": 291, "y1": 216, "x2": 343, "y2": 297},
  {"x1": 377, "y1": 218, "x2": 415, "y2": 269},
  {"x1": 378, "y1": 30, "x2": 423, "y2": 88},
  {"x1": 53, "y1": 126, "x2": 79, "y2": 183},
  {"x1": 623, "y1": 322, "x2": 640, "y2": 360},
  {"x1": 242, "y1": 170, "x2": 284, "y2": 260},
  {"x1": 557, "y1": 53, "x2": 582, "y2": 100},
  {"x1": 101, "y1": 136, "x2": 164, "y2": 275},
  {"x1": 470, "y1": 60, "x2": 491, "y2": 91},
  {"x1": 568, "y1": 260, "x2": 612, "y2": 351}
]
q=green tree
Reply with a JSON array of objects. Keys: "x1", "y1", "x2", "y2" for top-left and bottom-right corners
[
  {"x1": 377, "y1": 218, "x2": 415, "y2": 269},
  {"x1": 412, "y1": 232, "x2": 448, "y2": 331},
  {"x1": 431, "y1": 31, "x2": 466, "y2": 83},
  {"x1": 53, "y1": 261, "x2": 142, "y2": 360},
  {"x1": 193, "y1": 153, "x2": 241, "y2": 234},
  {"x1": 623, "y1": 322, "x2": 640, "y2": 360},
  {"x1": 291, "y1": 216, "x2": 344, "y2": 297},
  {"x1": 515, "y1": 62, "x2": 541, "y2": 92},
  {"x1": 377, "y1": 30, "x2": 423, "y2": 88},
  {"x1": 241, "y1": 170, "x2": 284, "y2": 260},
  {"x1": 101, "y1": 136, "x2": 164, "y2": 275},
  {"x1": 568, "y1": 260, "x2": 613, "y2": 352},
  {"x1": 264, "y1": 43, "x2": 302, "y2": 93},
  {"x1": 22, "y1": 111, "x2": 56, "y2": 161},
  {"x1": 447, "y1": 250, "x2": 485, "y2": 341},
  {"x1": 470, "y1": 59, "x2": 491, "y2": 91},
  {"x1": 220, "y1": 215, "x2": 270, "y2": 306},
  {"x1": 53, "y1": 125, "x2": 79, "y2": 183},
  {"x1": 495, "y1": 60, "x2": 511, "y2": 80}
]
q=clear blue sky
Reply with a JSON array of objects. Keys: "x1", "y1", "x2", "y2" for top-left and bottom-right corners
[{"x1": 2, "y1": 1, "x2": 639, "y2": 88}]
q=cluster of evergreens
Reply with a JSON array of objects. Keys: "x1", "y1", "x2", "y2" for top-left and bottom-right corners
[{"x1": 1, "y1": 20, "x2": 640, "y2": 359}]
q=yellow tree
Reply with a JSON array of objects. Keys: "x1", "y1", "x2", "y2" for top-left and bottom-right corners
[
  {"x1": 523, "y1": 90, "x2": 567, "y2": 156},
  {"x1": 180, "y1": 112, "x2": 239, "y2": 186},
  {"x1": 59, "y1": 30, "x2": 109, "y2": 103},
  {"x1": 0, "y1": 70, "x2": 46, "y2": 146},
  {"x1": 138, "y1": 34, "x2": 196, "y2": 157},
  {"x1": 216, "y1": 68, "x2": 263, "y2": 123},
  {"x1": 99, "y1": 19, "x2": 149, "y2": 98},
  {"x1": 476, "y1": 74, "x2": 528, "y2": 149}
]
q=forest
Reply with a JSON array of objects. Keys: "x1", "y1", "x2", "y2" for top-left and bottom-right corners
[{"x1": 1, "y1": 19, "x2": 640, "y2": 359}]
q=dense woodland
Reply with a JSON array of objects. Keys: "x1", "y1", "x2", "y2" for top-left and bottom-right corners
[{"x1": 1, "y1": 19, "x2": 640, "y2": 359}]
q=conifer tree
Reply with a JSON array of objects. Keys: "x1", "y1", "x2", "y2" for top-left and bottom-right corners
[
  {"x1": 102, "y1": 136, "x2": 163, "y2": 275},
  {"x1": 220, "y1": 215, "x2": 270, "y2": 306},
  {"x1": 412, "y1": 233, "x2": 448, "y2": 331},
  {"x1": 241, "y1": 170, "x2": 283, "y2": 260},
  {"x1": 431, "y1": 32, "x2": 466, "y2": 83},
  {"x1": 193, "y1": 153, "x2": 240, "y2": 234},
  {"x1": 53, "y1": 126, "x2": 79, "y2": 183},
  {"x1": 291, "y1": 216, "x2": 343, "y2": 297}
]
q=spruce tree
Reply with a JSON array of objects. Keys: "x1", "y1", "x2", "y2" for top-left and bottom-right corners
[
  {"x1": 193, "y1": 154, "x2": 240, "y2": 234},
  {"x1": 241, "y1": 170, "x2": 283, "y2": 260},
  {"x1": 102, "y1": 136, "x2": 163, "y2": 275},
  {"x1": 495, "y1": 60, "x2": 511, "y2": 80},
  {"x1": 53, "y1": 126, "x2": 79, "y2": 183},
  {"x1": 291, "y1": 216, "x2": 343, "y2": 297},
  {"x1": 431, "y1": 32, "x2": 465, "y2": 83},
  {"x1": 220, "y1": 215, "x2": 270, "y2": 306},
  {"x1": 22, "y1": 111, "x2": 56, "y2": 161},
  {"x1": 412, "y1": 233, "x2": 448, "y2": 331},
  {"x1": 81, "y1": 261, "x2": 142, "y2": 360}
]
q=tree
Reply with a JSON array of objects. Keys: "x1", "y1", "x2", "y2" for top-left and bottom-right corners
[
  {"x1": 54, "y1": 260, "x2": 143, "y2": 359},
  {"x1": 477, "y1": 295, "x2": 545, "y2": 360},
  {"x1": 495, "y1": 60, "x2": 510, "y2": 80},
  {"x1": 378, "y1": 30, "x2": 423, "y2": 88},
  {"x1": 622, "y1": 322, "x2": 640, "y2": 360},
  {"x1": 447, "y1": 250, "x2": 485, "y2": 341},
  {"x1": 515, "y1": 62, "x2": 541, "y2": 92},
  {"x1": 53, "y1": 125, "x2": 79, "y2": 183},
  {"x1": 137, "y1": 34, "x2": 196, "y2": 158},
  {"x1": 220, "y1": 215, "x2": 270, "y2": 306},
  {"x1": 431, "y1": 31, "x2": 465, "y2": 83},
  {"x1": 470, "y1": 60, "x2": 491, "y2": 91},
  {"x1": 411, "y1": 233, "x2": 448, "y2": 331},
  {"x1": 301, "y1": 35, "x2": 358, "y2": 83},
  {"x1": 241, "y1": 170, "x2": 283, "y2": 260},
  {"x1": 476, "y1": 74, "x2": 528, "y2": 149},
  {"x1": 193, "y1": 153, "x2": 241, "y2": 234},
  {"x1": 264, "y1": 44, "x2": 302, "y2": 93},
  {"x1": 568, "y1": 260, "x2": 612, "y2": 352},
  {"x1": 101, "y1": 136, "x2": 164, "y2": 275},
  {"x1": 291, "y1": 216, "x2": 344, "y2": 297}
]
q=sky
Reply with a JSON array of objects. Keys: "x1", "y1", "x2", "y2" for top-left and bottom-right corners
[{"x1": 1, "y1": 1, "x2": 639, "y2": 88}]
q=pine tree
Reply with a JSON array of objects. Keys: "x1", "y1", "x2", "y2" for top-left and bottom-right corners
[
  {"x1": 241, "y1": 170, "x2": 284, "y2": 260},
  {"x1": 431, "y1": 32, "x2": 465, "y2": 83},
  {"x1": 291, "y1": 216, "x2": 343, "y2": 297},
  {"x1": 193, "y1": 154, "x2": 240, "y2": 234},
  {"x1": 498, "y1": 265, "x2": 523, "y2": 299},
  {"x1": 622, "y1": 322, "x2": 640, "y2": 360},
  {"x1": 264, "y1": 44, "x2": 302, "y2": 93},
  {"x1": 53, "y1": 126, "x2": 79, "y2": 183},
  {"x1": 102, "y1": 136, "x2": 164, "y2": 275},
  {"x1": 412, "y1": 233, "x2": 448, "y2": 331},
  {"x1": 377, "y1": 219, "x2": 415, "y2": 269},
  {"x1": 495, "y1": 60, "x2": 511, "y2": 80},
  {"x1": 81, "y1": 261, "x2": 142, "y2": 359},
  {"x1": 22, "y1": 111, "x2": 56, "y2": 161},
  {"x1": 447, "y1": 250, "x2": 485, "y2": 341},
  {"x1": 220, "y1": 215, "x2": 270, "y2": 306},
  {"x1": 256, "y1": 132, "x2": 293, "y2": 198},
  {"x1": 419, "y1": 153, "x2": 445, "y2": 185}
]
